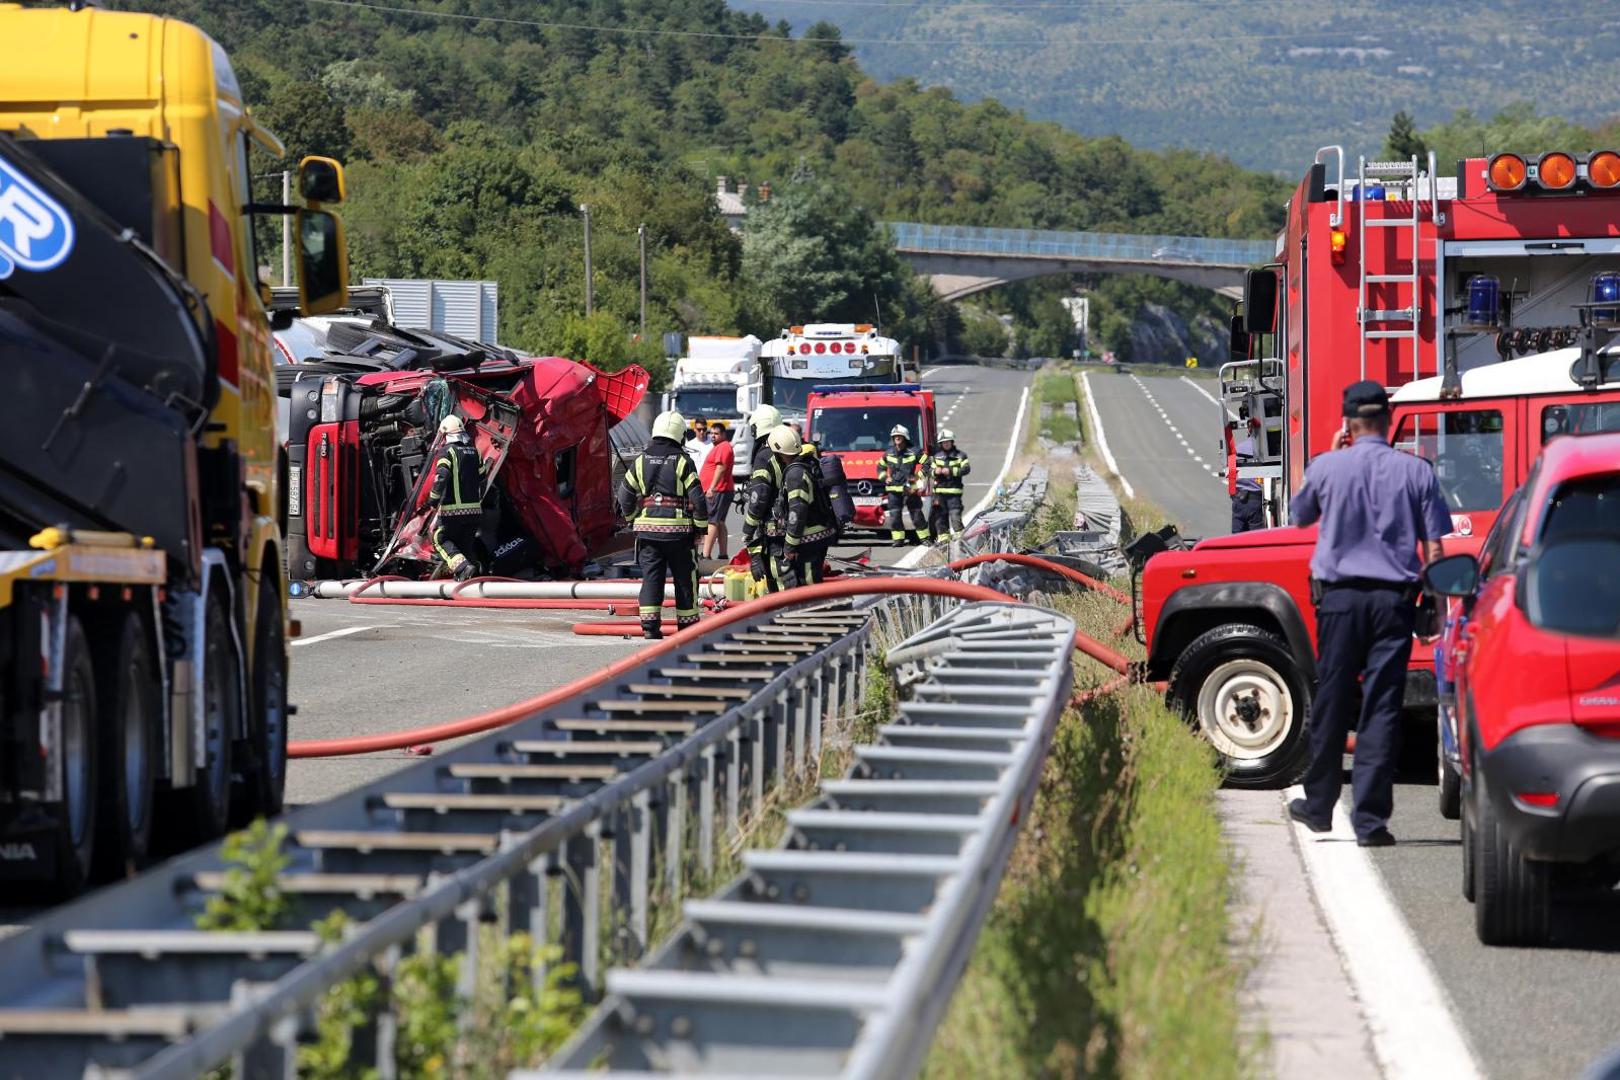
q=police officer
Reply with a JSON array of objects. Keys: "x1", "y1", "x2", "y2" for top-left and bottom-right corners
[
  {"x1": 428, "y1": 414, "x2": 484, "y2": 581},
  {"x1": 928, "y1": 428, "x2": 971, "y2": 541},
  {"x1": 879, "y1": 424, "x2": 930, "y2": 546},
  {"x1": 742, "y1": 407, "x2": 790, "y2": 593},
  {"x1": 617, "y1": 410, "x2": 708, "y2": 640},
  {"x1": 774, "y1": 427, "x2": 838, "y2": 586},
  {"x1": 1228, "y1": 411, "x2": 1265, "y2": 532},
  {"x1": 1288, "y1": 380, "x2": 1452, "y2": 847}
]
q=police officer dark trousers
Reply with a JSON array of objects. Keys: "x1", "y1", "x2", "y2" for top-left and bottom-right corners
[
  {"x1": 880, "y1": 426, "x2": 930, "y2": 546},
  {"x1": 1228, "y1": 421, "x2": 1265, "y2": 532},
  {"x1": 617, "y1": 411, "x2": 708, "y2": 640},
  {"x1": 1289, "y1": 381, "x2": 1453, "y2": 846},
  {"x1": 778, "y1": 434, "x2": 838, "y2": 587},
  {"x1": 428, "y1": 414, "x2": 485, "y2": 581},
  {"x1": 929, "y1": 429, "x2": 971, "y2": 541}
]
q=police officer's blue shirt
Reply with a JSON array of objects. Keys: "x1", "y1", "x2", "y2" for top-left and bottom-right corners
[
  {"x1": 1234, "y1": 436, "x2": 1263, "y2": 494},
  {"x1": 1292, "y1": 435, "x2": 1452, "y2": 584}
]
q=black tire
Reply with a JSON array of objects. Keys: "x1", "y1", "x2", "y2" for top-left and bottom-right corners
[
  {"x1": 236, "y1": 587, "x2": 288, "y2": 821},
  {"x1": 90, "y1": 611, "x2": 159, "y2": 878},
  {"x1": 52, "y1": 617, "x2": 98, "y2": 896},
  {"x1": 1167, "y1": 623, "x2": 1311, "y2": 789},
  {"x1": 1474, "y1": 770, "x2": 1552, "y2": 946},
  {"x1": 1438, "y1": 757, "x2": 1462, "y2": 821},
  {"x1": 186, "y1": 593, "x2": 238, "y2": 843},
  {"x1": 1460, "y1": 778, "x2": 1476, "y2": 903}
]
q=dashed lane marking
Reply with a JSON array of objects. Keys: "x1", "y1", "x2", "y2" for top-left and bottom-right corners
[{"x1": 1130, "y1": 375, "x2": 1226, "y2": 485}]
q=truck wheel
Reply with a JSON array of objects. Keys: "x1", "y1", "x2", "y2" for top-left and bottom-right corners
[
  {"x1": 1473, "y1": 771, "x2": 1551, "y2": 946},
  {"x1": 1437, "y1": 739, "x2": 1462, "y2": 821},
  {"x1": 91, "y1": 612, "x2": 158, "y2": 877},
  {"x1": 186, "y1": 594, "x2": 238, "y2": 843},
  {"x1": 237, "y1": 591, "x2": 288, "y2": 820},
  {"x1": 53, "y1": 617, "x2": 99, "y2": 895},
  {"x1": 1168, "y1": 623, "x2": 1310, "y2": 789},
  {"x1": 1460, "y1": 796, "x2": 1476, "y2": 903}
]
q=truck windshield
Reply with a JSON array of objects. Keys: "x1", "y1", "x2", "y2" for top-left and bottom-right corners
[
  {"x1": 671, "y1": 387, "x2": 737, "y2": 419},
  {"x1": 810, "y1": 406, "x2": 923, "y2": 452},
  {"x1": 1394, "y1": 409, "x2": 1505, "y2": 511},
  {"x1": 1542, "y1": 401, "x2": 1620, "y2": 439},
  {"x1": 774, "y1": 373, "x2": 891, "y2": 413}
]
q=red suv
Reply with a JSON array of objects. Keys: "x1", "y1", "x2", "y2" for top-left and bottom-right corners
[{"x1": 1424, "y1": 431, "x2": 1620, "y2": 946}]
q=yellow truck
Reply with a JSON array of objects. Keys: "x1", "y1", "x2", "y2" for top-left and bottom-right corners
[{"x1": 0, "y1": 3, "x2": 348, "y2": 893}]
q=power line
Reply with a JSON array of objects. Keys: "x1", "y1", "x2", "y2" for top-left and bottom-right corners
[{"x1": 305, "y1": 0, "x2": 1613, "y2": 49}]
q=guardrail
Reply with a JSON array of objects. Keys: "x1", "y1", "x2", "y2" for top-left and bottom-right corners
[
  {"x1": 0, "y1": 598, "x2": 926, "y2": 1078},
  {"x1": 953, "y1": 464, "x2": 1049, "y2": 560},
  {"x1": 538, "y1": 601, "x2": 1076, "y2": 1077}
]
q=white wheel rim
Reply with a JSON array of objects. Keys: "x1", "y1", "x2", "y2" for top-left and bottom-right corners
[{"x1": 1196, "y1": 658, "x2": 1294, "y2": 761}]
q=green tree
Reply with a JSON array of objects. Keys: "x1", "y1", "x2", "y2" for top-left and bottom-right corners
[{"x1": 1385, "y1": 110, "x2": 1428, "y2": 162}]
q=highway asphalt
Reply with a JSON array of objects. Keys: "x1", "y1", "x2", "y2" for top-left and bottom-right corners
[
  {"x1": 1082, "y1": 368, "x2": 1230, "y2": 539},
  {"x1": 284, "y1": 361, "x2": 1032, "y2": 807}
]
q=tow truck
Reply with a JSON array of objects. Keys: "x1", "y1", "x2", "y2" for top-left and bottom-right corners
[
  {"x1": 1140, "y1": 146, "x2": 1620, "y2": 787},
  {"x1": 0, "y1": 5, "x2": 349, "y2": 892},
  {"x1": 806, "y1": 384, "x2": 937, "y2": 533},
  {"x1": 763, "y1": 323, "x2": 910, "y2": 419}
]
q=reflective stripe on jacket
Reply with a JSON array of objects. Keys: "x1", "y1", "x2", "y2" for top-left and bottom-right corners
[
  {"x1": 782, "y1": 457, "x2": 838, "y2": 546},
  {"x1": 430, "y1": 442, "x2": 484, "y2": 517},
  {"x1": 931, "y1": 446, "x2": 971, "y2": 495},
  {"x1": 878, "y1": 448, "x2": 929, "y2": 493},
  {"x1": 617, "y1": 436, "x2": 708, "y2": 537}
]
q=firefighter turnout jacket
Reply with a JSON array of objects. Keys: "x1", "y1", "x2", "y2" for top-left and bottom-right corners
[
  {"x1": 617, "y1": 436, "x2": 709, "y2": 537},
  {"x1": 931, "y1": 446, "x2": 971, "y2": 494},
  {"x1": 879, "y1": 446, "x2": 929, "y2": 494},
  {"x1": 781, "y1": 448, "x2": 839, "y2": 548},
  {"x1": 743, "y1": 446, "x2": 785, "y2": 543},
  {"x1": 430, "y1": 440, "x2": 485, "y2": 515}
]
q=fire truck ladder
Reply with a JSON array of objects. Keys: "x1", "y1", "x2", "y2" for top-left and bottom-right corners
[{"x1": 1357, "y1": 154, "x2": 1429, "y2": 381}]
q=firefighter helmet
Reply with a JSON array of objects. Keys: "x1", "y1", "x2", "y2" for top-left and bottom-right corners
[
  {"x1": 652, "y1": 410, "x2": 688, "y2": 442},
  {"x1": 889, "y1": 424, "x2": 910, "y2": 440},
  {"x1": 750, "y1": 404, "x2": 782, "y2": 435},
  {"x1": 439, "y1": 415, "x2": 465, "y2": 438},
  {"x1": 939, "y1": 428, "x2": 955, "y2": 442},
  {"x1": 768, "y1": 424, "x2": 803, "y2": 456}
]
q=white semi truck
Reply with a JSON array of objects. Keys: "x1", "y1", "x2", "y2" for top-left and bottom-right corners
[{"x1": 665, "y1": 335, "x2": 765, "y2": 480}]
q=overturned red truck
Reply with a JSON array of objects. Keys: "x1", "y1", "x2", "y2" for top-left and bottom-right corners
[
  {"x1": 279, "y1": 320, "x2": 647, "y2": 581},
  {"x1": 1138, "y1": 146, "x2": 1620, "y2": 787}
]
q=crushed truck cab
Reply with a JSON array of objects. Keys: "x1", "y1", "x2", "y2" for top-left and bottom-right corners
[{"x1": 806, "y1": 384, "x2": 936, "y2": 530}]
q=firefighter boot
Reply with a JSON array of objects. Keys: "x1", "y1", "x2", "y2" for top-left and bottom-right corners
[
  {"x1": 640, "y1": 618, "x2": 664, "y2": 641},
  {"x1": 677, "y1": 615, "x2": 701, "y2": 633}
]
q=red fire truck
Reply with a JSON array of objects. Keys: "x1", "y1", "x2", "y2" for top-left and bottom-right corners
[
  {"x1": 805, "y1": 384, "x2": 938, "y2": 531},
  {"x1": 1140, "y1": 146, "x2": 1620, "y2": 787}
]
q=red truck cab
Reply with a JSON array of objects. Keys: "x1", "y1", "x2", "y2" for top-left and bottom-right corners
[
  {"x1": 1141, "y1": 146, "x2": 1620, "y2": 787},
  {"x1": 806, "y1": 384, "x2": 937, "y2": 530}
]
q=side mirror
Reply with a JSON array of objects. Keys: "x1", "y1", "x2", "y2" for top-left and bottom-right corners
[
  {"x1": 1243, "y1": 268, "x2": 1278, "y2": 334},
  {"x1": 299, "y1": 156, "x2": 346, "y2": 205},
  {"x1": 1228, "y1": 314, "x2": 1251, "y2": 362},
  {"x1": 1522, "y1": 536, "x2": 1620, "y2": 637},
  {"x1": 1422, "y1": 553, "x2": 1480, "y2": 598},
  {"x1": 295, "y1": 209, "x2": 349, "y2": 316}
]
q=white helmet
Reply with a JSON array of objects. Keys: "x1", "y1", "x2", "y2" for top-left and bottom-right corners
[
  {"x1": 439, "y1": 415, "x2": 465, "y2": 438},
  {"x1": 767, "y1": 424, "x2": 802, "y2": 456},
  {"x1": 750, "y1": 404, "x2": 782, "y2": 435},
  {"x1": 889, "y1": 424, "x2": 910, "y2": 440},
  {"x1": 652, "y1": 410, "x2": 687, "y2": 442},
  {"x1": 939, "y1": 428, "x2": 955, "y2": 442}
]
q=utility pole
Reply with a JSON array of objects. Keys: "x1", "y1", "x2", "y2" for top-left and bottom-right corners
[
  {"x1": 637, "y1": 223, "x2": 647, "y2": 339},
  {"x1": 281, "y1": 170, "x2": 292, "y2": 287},
  {"x1": 580, "y1": 204, "x2": 593, "y2": 316}
]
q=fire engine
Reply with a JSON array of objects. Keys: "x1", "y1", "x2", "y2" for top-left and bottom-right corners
[
  {"x1": 1141, "y1": 146, "x2": 1620, "y2": 787},
  {"x1": 762, "y1": 323, "x2": 908, "y2": 418},
  {"x1": 806, "y1": 385, "x2": 938, "y2": 532}
]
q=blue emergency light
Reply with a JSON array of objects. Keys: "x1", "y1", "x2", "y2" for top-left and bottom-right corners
[
  {"x1": 1464, "y1": 274, "x2": 1501, "y2": 327},
  {"x1": 1591, "y1": 272, "x2": 1620, "y2": 328},
  {"x1": 809, "y1": 384, "x2": 922, "y2": 394}
]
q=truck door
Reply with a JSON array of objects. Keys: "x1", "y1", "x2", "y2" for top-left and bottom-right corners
[{"x1": 1391, "y1": 401, "x2": 1518, "y2": 541}]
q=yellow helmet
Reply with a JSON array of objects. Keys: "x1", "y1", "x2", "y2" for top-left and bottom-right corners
[
  {"x1": 652, "y1": 410, "x2": 687, "y2": 442},
  {"x1": 750, "y1": 404, "x2": 782, "y2": 435}
]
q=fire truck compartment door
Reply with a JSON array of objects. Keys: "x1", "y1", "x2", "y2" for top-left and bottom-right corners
[{"x1": 1441, "y1": 238, "x2": 1620, "y2": 257}]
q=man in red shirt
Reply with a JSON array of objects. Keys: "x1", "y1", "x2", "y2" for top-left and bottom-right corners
[{"x1": 699, "y1": 421, "x2": 736, "y2": 559}]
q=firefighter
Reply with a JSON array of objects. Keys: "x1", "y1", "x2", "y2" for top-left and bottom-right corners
[
  {"x1": 776, "y1": 428, "x2": 839, "y2": 586},
  {"x1": 742, "y1": 405, "x2": 789, "y2": 592},
  {"x1": 929, "y1": 428, "x2": 971, "y2": 541},
  {"x1": 879, "y1": 424, "x2": 930, "y2": 546},
  {"x1": 428, "y1": 414, "x2": 485, "y2": 581},
  {"x1": 617, "y1": 410, "x2": 708, "y2": 640}
]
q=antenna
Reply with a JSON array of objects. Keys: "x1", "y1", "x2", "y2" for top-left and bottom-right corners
[{"x1": 872, "y1": 290, "x2": 883, "y2": 333}]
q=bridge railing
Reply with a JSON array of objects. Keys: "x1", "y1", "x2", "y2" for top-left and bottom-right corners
[{"x1": 886, "y1": 221, "x2": 1273, "y2": 267}]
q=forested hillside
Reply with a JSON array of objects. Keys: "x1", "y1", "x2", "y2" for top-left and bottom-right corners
[
  {"x1": 760, "y1": 0, "x2": 1620, "y2": 174},
  {"x1": 109, "y1": 0, "x2": 1289, "y2": 371}
]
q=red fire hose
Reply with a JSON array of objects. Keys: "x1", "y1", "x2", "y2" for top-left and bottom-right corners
[{"x1": 948, "y1": 552, "x2": 1131, "y2": 607}]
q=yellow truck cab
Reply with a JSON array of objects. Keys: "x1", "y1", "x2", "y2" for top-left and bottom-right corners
[{"x1": 0, "y1": 3, "x2": 347, "y2": 893}]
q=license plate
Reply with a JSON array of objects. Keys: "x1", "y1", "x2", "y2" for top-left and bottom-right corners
[{"x1": 287, "y1": 464, "x2": 302, "y2": 516}]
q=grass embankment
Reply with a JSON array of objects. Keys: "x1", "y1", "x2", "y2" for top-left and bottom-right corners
[{"x1": 926, "y1": 367, "x2": 1246, "y2": 1079}]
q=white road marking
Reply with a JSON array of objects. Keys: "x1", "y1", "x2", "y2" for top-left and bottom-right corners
[
  {"x1": 1286, "y1": 785, "x2": 1484, "y2": 1080},
  {"x1": 291, "y1": 624, "x2": 391, "y2": 648},
  {"x1": 921, "y1": 366, "x2": 942, "y2": 380},
  {"x1": 1130, "y1": 375, "x2": 1225, "y2": 488},
  {"x1": 1079, "y1": 371, "x2": 1135, "y2": 499},
  {"x1": 960, "y1": 382, "x2": 1030, "y2": 527}
]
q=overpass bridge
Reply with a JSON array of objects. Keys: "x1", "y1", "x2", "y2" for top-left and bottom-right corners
[{"x1": 885, "y1": 221, "x2": 1274, "y2": 300}]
